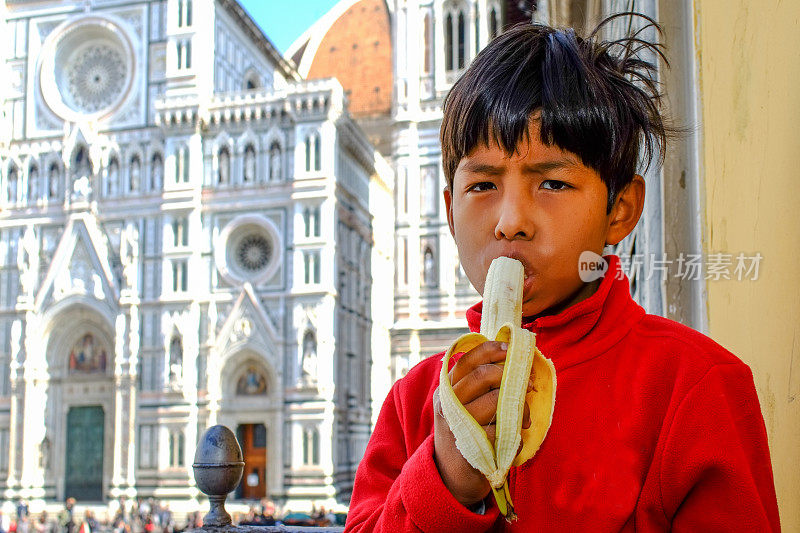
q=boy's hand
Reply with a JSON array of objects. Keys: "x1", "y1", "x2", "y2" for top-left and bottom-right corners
[{"x1": 433, "y1": 340, "x2": 533, "y2": 508}]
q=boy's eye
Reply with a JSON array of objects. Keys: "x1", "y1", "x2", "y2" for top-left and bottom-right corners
[
  {"x1": 467, "y1": 181, "x2": 496, "y2": 192},
  {"x1": 541, "y1": 180, "x2": 570, "y2": 191}
]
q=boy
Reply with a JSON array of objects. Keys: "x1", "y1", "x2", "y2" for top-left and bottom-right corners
[{"x1": 345, "y1": 19, "x2": 780, "y2": 532}]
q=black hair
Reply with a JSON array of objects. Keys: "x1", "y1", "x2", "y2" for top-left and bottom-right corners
[{"x1": 440, "y1": 13, "x2": 671, "y2": 213}]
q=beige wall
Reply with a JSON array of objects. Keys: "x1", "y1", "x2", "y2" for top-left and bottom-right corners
[{"x1": 695, "y1": 1, "x2": 800, "y2": 528}]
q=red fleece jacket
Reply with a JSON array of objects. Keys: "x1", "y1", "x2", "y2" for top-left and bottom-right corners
[{"x1": 345, "y1": 256, "x2": 780, "y2": 532}]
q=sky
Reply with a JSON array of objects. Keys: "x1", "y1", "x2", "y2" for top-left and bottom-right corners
[{"x1": 238, "y1": 0, "x2": 342, "y2": 55}]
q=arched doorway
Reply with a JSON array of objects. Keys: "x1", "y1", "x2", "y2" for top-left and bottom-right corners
[
  {"x1": 217, "y1": 349, "x2": 281, "y2": 502},
  {"x1": 232, "y1": 364, "x2": 269, "y2": 500},
  {"x1": 43, "y1": 302, "x2": 116, "y2": 503}
]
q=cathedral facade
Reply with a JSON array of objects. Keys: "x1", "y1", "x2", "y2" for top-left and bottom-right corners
[
  {"x1": 0, "y1": 0, "x2": 671, "y2": 513},
  {"x1": 0, "y1": 0, "x2": 393, "y2": 511}
]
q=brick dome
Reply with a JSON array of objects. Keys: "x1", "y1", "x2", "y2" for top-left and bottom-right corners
[{"x1": 287, "y1": 0, "x2": 392, "y2": 119}]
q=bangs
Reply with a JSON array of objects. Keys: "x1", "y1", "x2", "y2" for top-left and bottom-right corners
[{"x1": 441, "y1": 16, "x2": 668, "y2": 212}]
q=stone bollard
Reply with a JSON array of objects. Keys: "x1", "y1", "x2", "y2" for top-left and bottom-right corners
[
  {"x1": 193, "y1": 425, "x2": 245, "y2": 527},
  {"x1": 191, "y1": 424, "x2": 345, "y2": 532}
]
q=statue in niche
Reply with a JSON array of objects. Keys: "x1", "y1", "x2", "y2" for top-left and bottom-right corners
[
  {"x1": 129, "y1": 157, "x2": 141, "y2": 191},
  {"x1": 107, "y1": 159, "x2": 119, "y2": 197},
  {"x1": 48, "y1": 164, "x2": 60, "y2": 199},
  {"x1": 168, "y1": 336, "x2": 183, "y2": 388},
  {"x1": 423, "y1": 247, "x2": 436, "y2": 286},
  {"x1": 120, "y1": 223, "x2": 139, "y2": 290},
  {"x1": 68, "y1": 333, "x2": 107, "y2": 373},
  {"x1": 74, "y1": 149, "x2": 90, "y2": 180},
  {"x1": 269, "y1": 143, "x2": 281, "y2": 181},
  {"x1": 151, "y1": 155, "x2": 163, "y2": 191},
  {"x1": 244, "y1": 146, "x2": 255, "y2": 182},
  {"x1": 301, "y1": 331, "x2": 318, "y2": 385},
  {"x1": 236, "y1": 366, "x2": 267, "y2": 395},
  {"x1": 218, "y1": 149, "x2": 230, "y2": 184},
  {"x1": 39, "y1": 436, "x2": 50, "y2": 472},
  {"x1": 18, "y1": 226, "x2": 38, "y2": 296},
  {"x1": 28, "y1": 166, "x2": 38, "y2": 203},
  {"x1": 7, "y1": 167, "x2": 18, "y2": 204}
]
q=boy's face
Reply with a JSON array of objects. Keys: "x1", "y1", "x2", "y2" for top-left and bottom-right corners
[{"x1": 444, "y1": 122, "x2": 640, "y2": 318}]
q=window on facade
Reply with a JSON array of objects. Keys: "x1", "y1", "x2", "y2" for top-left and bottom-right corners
[
  {"x1": 423, "y1": 13, "x2": 432, "y2": 74},
  {"x1": 269, "y1": 142, "x2": 281, "y2": 181},
  {"x1": 400, "y1": 238, "x2": 408, "y2": 286},
  {"x1": 173, "y1": 217, "x2": 188, "y2": 247},
  {"x1": 304, "y1": 251, "x2": 321, "y2": 284},
  {"x1": 475, "y1": 11, "x2": 480, "y2": 55},
  {"x1": 423, "y1": 245, "x2": 437, "y2": 287},
  {"x1": 0, "y1": 358, "x2": 9, "y2": 396},
  {"x1": 0, "y1": 429, "x2": 8, "y2": 472},
  {"x1": 175, "y1": 145, "x2": 190, "y2": 183},
  {"x1": 129, "y1": 156, "x2": 141, "y2": 192},
  {"x1": 243, "y1": 144, "x2": 256, "y2": 183},
  {"x1": 172, "y1": 260, "x2": 188, "y2": 292},
  {"x1": 457, "y1": 12, "x2": 466, "y2": 69},
  {"x1": 303, "y1": 206, "x2": 321, "y2": 238},
  {"x1": 177, "y1": 40, "x2": 192, "y2": 69},
  {"x1": 217, "y1": 147, "x2": 230, "y2": 184},
  {"x1": 177, "y1": 0, "x2": 192, "y2": 27},
  {"x1": 302, "y1": 427, "x2": 320, "y2": 465},
  {"x1": 445, "y1": 14, "x2": 454, "y2": 70},
  {"x1": 420, "y1": 165, "x2": 439, "y2": 217},
  {"x1": 139, "y1": 425, "x2": 158, "y2": 469},
  {"x1": 490, "y1": 7, "x2": 499, "y2": 39},
  {"x1": 169, "y1": 430, "x2": 185, "y2": 467},
  {"x1": 305, "y1": 133, "x2": 321, "y2": 172}
]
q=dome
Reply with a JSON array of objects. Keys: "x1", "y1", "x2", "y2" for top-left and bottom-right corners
[{"x1": 287, "y1": 0, "x2": 392, "y2": 119}]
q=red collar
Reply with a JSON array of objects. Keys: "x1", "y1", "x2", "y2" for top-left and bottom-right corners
[{"x1": 465, "y1": 255, "x2": 645, "y2": 369}]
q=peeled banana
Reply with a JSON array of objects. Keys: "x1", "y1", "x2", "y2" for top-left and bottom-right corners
[{"x1": 438, "y1": 256, "x2": 557, "y2": 521}]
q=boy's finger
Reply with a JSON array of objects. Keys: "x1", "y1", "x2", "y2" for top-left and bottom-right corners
[
  {"x1": 522, "y1": 399, "x2": 531, "y2": 429},
  {"x1": 452, "y1": 364, "x2": 503, "y2": 405},
  {"x1": 449, "y1": 341, "x2": 508, "y2": 385},
  {"x1": 462, "y1": 388, "x2": 501, "y2": 425}
]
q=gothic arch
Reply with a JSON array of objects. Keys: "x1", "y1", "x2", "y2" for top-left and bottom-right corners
[
  {"x1": 219, "y1": 348, "x2": 278, "y2": 403},
  {"x1": 43, "y1": 301, "x2": 115, "y2": 379}
]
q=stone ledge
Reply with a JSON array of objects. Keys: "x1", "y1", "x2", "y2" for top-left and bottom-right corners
[{"x1": 190, "y1": 526, "x2": 344, "y2": 533}]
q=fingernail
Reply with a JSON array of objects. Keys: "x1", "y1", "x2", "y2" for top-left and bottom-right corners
[
  {"x1": 500, "y1": 342, "x2": 508, "y2": 351},
  {"x1": 527, "y1": 379, "x2": 534, "y2": 391}
]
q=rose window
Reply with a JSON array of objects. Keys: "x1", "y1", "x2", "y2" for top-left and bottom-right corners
[
  {"x1": 38, "y1": 16, "x2": 136, "y2": 121},
  {"x1": 217, "y1": 216, "x2": 282, "y2": 285},
  {"x1": 236, "y1": 234, "x2": 273, "y2": 272},
  {"x1": 66, "y1": 44, "x2": 128, "y2": 113}
]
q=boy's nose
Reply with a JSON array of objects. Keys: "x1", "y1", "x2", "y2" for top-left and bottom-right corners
[{"x1": 494, "y1": 193, "x2": 534, "y2": 241}]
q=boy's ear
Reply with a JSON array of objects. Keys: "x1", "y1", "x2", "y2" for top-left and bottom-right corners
[
  {"x1": 444, "y1": 186, "x2": 456, "y2": 237},
  {"x1": 605, "y1": 175, "x2": 645, "y2": 246}
]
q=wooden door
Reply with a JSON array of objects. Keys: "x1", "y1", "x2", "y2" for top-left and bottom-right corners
[{"x1": 235, "y1": 423, "x2": 267, "y2": 500}]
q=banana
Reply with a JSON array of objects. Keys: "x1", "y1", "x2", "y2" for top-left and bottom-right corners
[{"x1": 438, "y1": 256, "x2": 557, "y2": 521}]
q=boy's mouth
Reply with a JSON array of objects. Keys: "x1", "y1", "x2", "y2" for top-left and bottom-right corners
[{"x1": 494, "y1": 252, "x2": 535, "y2": 291}]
